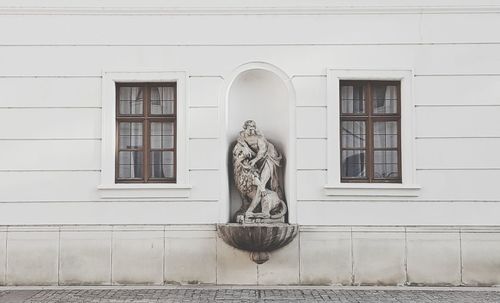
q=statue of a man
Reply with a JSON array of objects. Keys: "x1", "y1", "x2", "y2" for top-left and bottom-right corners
[
  {"x1": 232, "y1": 120, "x2": 287, "y2": 223},
  {"x1": 236, "y1": 120, "x2": 285, "y2": 214}
]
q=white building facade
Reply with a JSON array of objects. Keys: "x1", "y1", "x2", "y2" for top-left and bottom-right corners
[{"x1": 1, "y1": 0, "x2": 500, "y2": 286}]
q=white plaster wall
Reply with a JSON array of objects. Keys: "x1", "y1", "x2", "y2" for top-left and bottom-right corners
[
  {"x1": 1, "y1": 0, "x2": 499, "y2": 286},
  {"x1": 0, "y1": 1, "x2": 499, "y2": 225}
]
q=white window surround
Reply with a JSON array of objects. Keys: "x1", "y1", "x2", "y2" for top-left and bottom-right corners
[
  {"x1": 325, "y1": 69, "x2": 420, "y2": 197},
  {"x1": 98, "y1": 71, "x2": 191, "y2": 199}
]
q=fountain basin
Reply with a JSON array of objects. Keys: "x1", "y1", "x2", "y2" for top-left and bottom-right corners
[{"x1": 217, "y1": 223, "x2": 298, "y2": 264}]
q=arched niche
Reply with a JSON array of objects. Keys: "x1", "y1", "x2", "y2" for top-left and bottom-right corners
[{"x1": 221, "y1": 63, "x2": 296, "y2": 223}]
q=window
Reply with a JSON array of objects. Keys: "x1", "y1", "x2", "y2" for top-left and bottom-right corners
[
  {"x1": 99, "y1": 71, "x2": 190, "y2": 199},
  {"x1": 325, "y1": 69, "x2": 419, "y2": 198},
  {"x1": 340, "y1": 81, "x2": 401, "y2": 183},
  {"x1": 116, "y1": 83, "x2": 176, "y2": 183}
]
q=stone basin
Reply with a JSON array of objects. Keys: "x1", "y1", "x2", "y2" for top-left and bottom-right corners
[{"x1": 217, "y1": 223, "x2": 298, "y2": 264}]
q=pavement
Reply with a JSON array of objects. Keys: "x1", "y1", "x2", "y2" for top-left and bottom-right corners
[{"x1": 1, "y1": 286, "x2": 500, "y2": 303}]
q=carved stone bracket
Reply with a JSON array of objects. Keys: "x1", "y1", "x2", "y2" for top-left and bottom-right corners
[{"x1": 217, "y1": 224, "x2": 298, "y2": 264}]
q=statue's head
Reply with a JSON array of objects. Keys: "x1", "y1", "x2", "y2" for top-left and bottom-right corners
[{"x1": 242, "y1": 120, "x2": 257, "y2": 135}]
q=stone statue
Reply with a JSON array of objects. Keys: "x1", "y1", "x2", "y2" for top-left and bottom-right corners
[{"x1": 232, "y1": 120, "x2": 287, "y2": 223}]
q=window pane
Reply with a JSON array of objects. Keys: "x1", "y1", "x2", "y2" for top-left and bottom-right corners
[
  {"x1": 341, "y1": 150, "x2": 366, "y2": 178},
  {"x1": 151, "y1": 135, "x2": 161, "y2": 149},
  {"x1": 373, "y1": 121, "x2": 398, "y2": 148},
  {"x1": 118, "y1": 151, "x2": 131, "y2": 166},
  {"x1": 150, "y1": 122, "x2": 162, "y2": 135},
  {"x1": 118, "y1": 151, "x2": 143, "y2": 179},
  {"x1": 118, "y1": 165, "x2": 130, "y2": 179},
  {"x1": 162, "y1": 151, "x2": 174, "y2": 165},
  {"x1": 341, "y1": 84, "x2": 365, "y2": 114},
  {"x1": 374, "y1": 150, "x2": 399, "y2": 178},
  {"x1": 151, "y1": 122, "x2": 165, "y2": 149},
  {"x1": 163, "y1": 122, "x2": 174, "y2": 135},
  {"x1": 373, "y1": 85, "x2": 397, "y2": 114},
  {"x1": 119, "y1": 101, "x2": 130, "y2": 115},
  {"x1": 341, "y1": 121, "x2": 365, "y2": 148},
  {"x1": 150, "y1": 151, "x2": 162, "y2": 177},
  {"x1": 131, "y1": 122, "x2": 142, "y2": 135},
  {"x1": 133, "y1": 165, "x2": 144, "y2": 178},
  {"x1": 151, "y1": 135, "x2": 174, "y2": 149},
  {"x1": 119, "y1": 122, "x2": 143, "y2": 149},
  {"x1": 119, "y1": 135, "x2": 130, "y2": 149},
  {"x1": 118, "y1": 151, "x2": 144, "y2": 166},
  {"x1": 150, "y1": 86, "x2": 175, "y2": 115},
  {"x1": 129, "y1": 136, "x2": 142, "y2": 149},
  {"x1": 163, "y1": 165, "x2": 174, "y2": 178},
  {"x1": 151, "y1": 165, "x2": 162, "y2": 178},
  {"x1": 119, "y1": 122, "x2": 130, "y2": 135},
  {"x1": 150, "y1": 122, "x2": 174, "y2": 149},
  {"x1": 150, "y1": 151, "x2": 174, "y2": 178},
  {"x1": 119, "y1": 86, "x2": 143, "y2": 115},
  {"x1": 162, "y1": 136, "x2": 174, "y2": 149},
  {"x1": 151, "y1": 164, "x2": 174, "y2": 178}
]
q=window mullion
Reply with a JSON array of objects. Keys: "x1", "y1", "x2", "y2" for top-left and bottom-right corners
[
  {"x1": 144, "y1": 84, "x2": 149, "y2": 183},
  {"x1": 366, "y1": 82, "x2": 374, "y2": 183}
]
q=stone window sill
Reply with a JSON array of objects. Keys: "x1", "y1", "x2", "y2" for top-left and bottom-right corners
[
  {"x1": 97, "y1": 184, "x2": 192, "y2": 199},
  {"x1": 324, "y1": 184, "x2": 421, "y2": 197}
]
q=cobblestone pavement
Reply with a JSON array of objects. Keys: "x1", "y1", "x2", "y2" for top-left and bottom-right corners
[{"x1": 1, "y1": 288, "x2": 500, "y2": 303}]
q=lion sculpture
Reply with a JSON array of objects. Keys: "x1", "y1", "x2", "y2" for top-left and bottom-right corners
[{"x1": 232, "y1": 141, "x2": 287, "y2": 223}]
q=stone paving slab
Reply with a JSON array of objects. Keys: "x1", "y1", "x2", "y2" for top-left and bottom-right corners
[{"x1": 1, "y1": 288, "x2": 500, "y2": 303}]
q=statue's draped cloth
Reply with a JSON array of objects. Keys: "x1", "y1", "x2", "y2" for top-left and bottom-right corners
[{"x1": 237, "y1": 132, "x2": 284, "y2": 201}]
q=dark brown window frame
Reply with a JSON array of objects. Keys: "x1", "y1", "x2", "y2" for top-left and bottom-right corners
[
  {"x1": 115, "y1": 82, "x2": 177, "y2": 183},
  {"x1": 340, "y1": 80, "x2": 402, "y2": 183}
]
